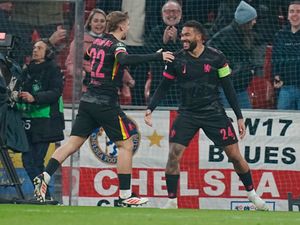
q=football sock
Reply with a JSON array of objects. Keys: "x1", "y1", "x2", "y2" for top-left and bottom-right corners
[
  {"x1": 237, "y1": 170, "x2": 254, "y2": 191},
  {"x1": 118, "y1": 174, "x2": 131, "y2": 199},
  {"x1": 45, "y1": 158, "x2": 60, "y2": 176},
  {"x1": 166, "y1": 174, "x2": 179, "y2": 198}
]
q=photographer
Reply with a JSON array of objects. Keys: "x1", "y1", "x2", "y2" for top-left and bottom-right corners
[{"x1": 17, "y1": 39, "x2": 64, "y2": 200}]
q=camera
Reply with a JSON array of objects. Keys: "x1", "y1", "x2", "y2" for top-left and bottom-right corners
[
  {"x1": 0, "y1": 33, "x2": 15, "y2": 51},
  {"x1": 0, "y1": 33, "x2": 22, "y2": 106},
  {"x1": 0, "y1": 33, "x2": 16, "y2": 57}
]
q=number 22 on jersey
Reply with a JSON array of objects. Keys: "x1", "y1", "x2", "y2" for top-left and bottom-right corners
[{"x1": 90, "y1": 48, "x2": 105, "y2": 78}]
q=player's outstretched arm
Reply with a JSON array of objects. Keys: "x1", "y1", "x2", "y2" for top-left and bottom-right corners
[{"x1": 117, "y1": 51, "x2": 174, "y2": 66}]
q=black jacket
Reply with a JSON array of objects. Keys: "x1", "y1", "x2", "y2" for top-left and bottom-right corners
[
  {"x1": 272, "y1": 25, "x2": 300, "y2": 86},
  {"x1": 207, "y1": 21, "x2": 255, "y2": 92},
  {"x1": 17, "y1": 60, "x2": 64, "y2": 143}
]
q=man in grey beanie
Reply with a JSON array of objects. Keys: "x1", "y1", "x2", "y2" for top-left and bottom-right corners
[
  {"x1": 207, "y1": 0, "x2": 257, "y2": 109},
  {"x1": 235, "y1": 0, "x2": 257, "y2": 25}
]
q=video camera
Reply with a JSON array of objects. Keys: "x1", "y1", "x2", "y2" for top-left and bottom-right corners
[
  {"x1": 0, "y1": 32, "x2": 16, "y2": 54},
  {"x1": 0, "y1": 33, "x2": 22, "y2": 106}
]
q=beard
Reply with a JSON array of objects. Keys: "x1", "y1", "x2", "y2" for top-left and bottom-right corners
[
  {"x1": 187, "y1": 41, "x2": 197, "y2": 52},
  {"x1": 183, "y1": 40, "x2": 197, "y2": 52}
]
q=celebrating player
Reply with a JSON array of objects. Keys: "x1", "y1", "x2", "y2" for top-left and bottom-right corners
[
  {"x1": 144, "y1": 20, "x2": 268, "y2": 210},
  {"x1": 33, "y1": 11, "x2": 174, "y2": 206}
]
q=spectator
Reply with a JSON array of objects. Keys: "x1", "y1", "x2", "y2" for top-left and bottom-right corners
[
  {"x1": 272, "y1": 1, "x2": 300, "y2": 109},
  {"x1": 207, "y1": 0, "x2": 257, "y2": 108},
  {"x1": 145, "y1": 0, "x2": 183, "y2": 106},
  {"x1": 65, "y1": 8, "x2": 107, "y2": 92},
  {"x1": 17, "y1": 40, "x2": 65, "y2": 200},
  {"x1": 4, "y1": 1, "x2": 66, "y2": 64},
  {"x1": 96, "y1": 0, "x2": 163, "y2": 38},
  {"x1": 65, "y1": 8, "x2": 135, "y2": 104}
]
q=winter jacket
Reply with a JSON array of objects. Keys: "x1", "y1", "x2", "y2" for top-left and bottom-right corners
[
  {"x1": 272, "y1": 25, "x2": 300, "y2": 87},
  {"x1": 17, "y1": 60, "x2": 64, "y2": 143},
  {"x1": 207, "y1": 21, "x2": 255, "y2": 93},
  {"x1": 65, "y1": 31, "x2": 96, "y2": 77}
]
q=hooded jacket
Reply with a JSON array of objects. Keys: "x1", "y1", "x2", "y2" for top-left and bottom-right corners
[{"x1": 207, "y1": 21, "x2": 255, "y2": 92}]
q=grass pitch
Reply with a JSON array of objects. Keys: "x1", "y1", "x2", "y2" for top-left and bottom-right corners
[{"x1": 0, "y1": 204, "x2": 299, "y2": 225}]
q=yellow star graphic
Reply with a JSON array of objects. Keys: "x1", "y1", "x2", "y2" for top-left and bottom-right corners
[{"x1": 147, "y1": 130, "x2": 164, "y2": 147}]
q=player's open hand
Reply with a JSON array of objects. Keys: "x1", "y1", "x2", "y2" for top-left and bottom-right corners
[
  {"x1": 237, "y1": 118, "x2": 246, "y2": 140},
  {"x1": 144, "y1": 109, "x2": 153, "y2": 127},
  {"x1": 162, "y1": 51, "x2": 174, "y2": 62}
]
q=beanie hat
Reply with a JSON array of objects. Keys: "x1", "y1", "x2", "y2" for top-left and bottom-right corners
[{"x1": 234, "y1": 1, "x2": 257, "y2": 25}]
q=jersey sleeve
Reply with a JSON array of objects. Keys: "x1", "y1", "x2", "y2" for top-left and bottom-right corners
[
  {"x1": 113, "y1": 42, "x2": 128, "y2": 57},
  {"x1": 217, "y1": 53, "x2": 231, "y2": 79},
  {"x1": 163, "y1": 61, "x2": 177, "y2": 80}
]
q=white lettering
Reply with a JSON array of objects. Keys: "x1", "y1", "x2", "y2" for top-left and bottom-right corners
[
  {"x1": 94, "y1": 170, "x2": 118, "y2": 196},
  {"x1": 203, "y1": 171, "x2": 225, "y2": 196},
  {"x1": 153, "y1": 171, "x2": 167, "y2": 196},
  {"x1": 256, "y1": 172, "x2": 279, "y2": 197},
  {"x1": 180, "y1": 172, "x2": 199, "y2": 196},
  {"x1": 132, "y1": 170, "x2": 148, "y2": 195}
]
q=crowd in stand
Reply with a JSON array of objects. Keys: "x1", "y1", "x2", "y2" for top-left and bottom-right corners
[
  {"x1": 96, "y1": 0, "x2": 300, "y2": 109},
  {"x1": 0, "y1": 0, "x2": 299, "y2": 110}
]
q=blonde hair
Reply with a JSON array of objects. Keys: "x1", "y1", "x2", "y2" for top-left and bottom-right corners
[
  {"x1": 85, "y1": 8, "x2": 106, "y2": 31},
  {"x1": 106, "y1": 11, "x2": 129, "y2": 32}
]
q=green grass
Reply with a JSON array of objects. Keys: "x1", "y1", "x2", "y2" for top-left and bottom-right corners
[{"x1": 0, "y1": 204, "x2": 299, "y2": 225}]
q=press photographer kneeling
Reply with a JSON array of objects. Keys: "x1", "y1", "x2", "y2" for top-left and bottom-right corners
[{"x1": 17, "y1": 39, "x2": 64, "y2": 201}]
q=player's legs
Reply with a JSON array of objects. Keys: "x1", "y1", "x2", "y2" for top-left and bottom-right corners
[
  {"x1": 33, "y1": 135, "x2": 87, "y2": 202},
  {"x1": 163, "y1": 113, "x2": 199, "y2": 208},
  {"x1": 52, "y1": 136, "x2": 87, "y2": 163},
  {"x1": 102, "y1": 110, "x2": 147, "y2": 206},
  {"x1": 116, "y1": 137, "x2": 133, "y2": 174},
  {"x1": 114, "y1": 137, "x2": 147, "y2": 206},
  {"x1": 224, "y1": 143, "x2": 268, "y2": 210},
  {"x1": 166, "y1": 142, "x2": 186, "y2": 175},
  {"x1": 202, "y1": 111, "x2": 268, "y2": 210},
  {"x1": 115, "y1": 137, "x2": 133, "y2": 200},
  {"x1": 224, "y1": 143, "x2": 249, "y2": 174},
  {"x1": 162, "y1": 142, "x2": 186, "y2": 209},
  {"x1": 34, "y1": 101, "x2": 98, "y2": 202}
]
